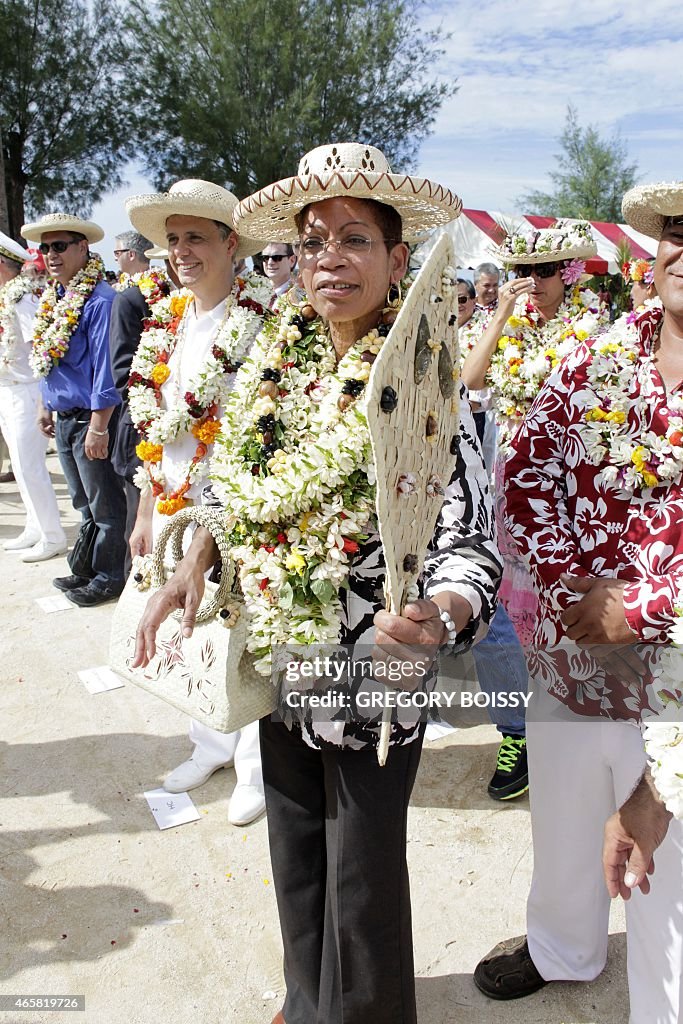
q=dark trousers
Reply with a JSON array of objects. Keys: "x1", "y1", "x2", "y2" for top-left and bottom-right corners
[
  {"x1": 120, "y1": 476, "x2": 140, "y2": 579},
  {"x1": 56, "y1": 411, "x2": 127, "y2": 591},
  {"x1": 260, "y1": 716, "x2": 425, "y2": 1024}
]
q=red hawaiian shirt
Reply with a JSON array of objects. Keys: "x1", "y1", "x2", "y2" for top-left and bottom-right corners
[{"x1": 504, "y1": 305, "x2": 683, "y2": 720}]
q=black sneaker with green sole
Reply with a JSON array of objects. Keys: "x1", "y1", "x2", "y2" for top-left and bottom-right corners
[{"x1": 488, "y1": 735, "x2": 529, "y2": 801}]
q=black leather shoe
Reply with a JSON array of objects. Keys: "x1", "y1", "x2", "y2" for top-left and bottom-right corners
[
  {"x1": 66, "y1": 583, "x2": 123, "y2": 607},
  {"x1": 53, "y1": 574, "x2": 92, "y2": 592},
  {"x1": 474, "y1": 936, "x2": 547, "y2": 1000}
]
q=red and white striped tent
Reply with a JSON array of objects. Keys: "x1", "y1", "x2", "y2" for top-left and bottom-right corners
[{"x1": 437, "y1": 209, "x2": 657, "y2": 275}]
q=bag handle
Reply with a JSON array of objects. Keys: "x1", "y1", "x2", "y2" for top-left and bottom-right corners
[{"x1": 150, "y1": 505, "x2": 236, "y2": 624}]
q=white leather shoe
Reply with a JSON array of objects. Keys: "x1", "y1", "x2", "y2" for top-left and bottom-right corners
[
  {"x1": 4, "y1": 531, "x2": 40, "y2": 551},
  {"x1": 228, "y1": 783, "x2": 266, "y2": 826},
  {"x1": 163, "y1": 757, "x2": 232, "y2": 794},
  {"x1": 21, "y1": 540, "x2": 68, "y2": 562}
]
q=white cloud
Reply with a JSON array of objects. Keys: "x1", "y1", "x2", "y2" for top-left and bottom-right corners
[{"x1": 415, "y1": 0, "x2": 683, "y2": 211}]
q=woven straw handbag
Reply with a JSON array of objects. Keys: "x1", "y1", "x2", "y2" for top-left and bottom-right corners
[{"x1": 109, "y1": 505, "x2": 275, "y2": 732}]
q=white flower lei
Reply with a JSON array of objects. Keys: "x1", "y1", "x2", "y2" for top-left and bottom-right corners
[
  {"x1": 0, "y1": 273, "x2": 42, "y2": 371},
  {"x1": 115, "y1": 267, "x2": 170, "y2": 303},
  {"x1": 458, "y1": 308, "x2": 492, "y2": 361},
  {"x1": 30, "y1": 254, "x2": 105, "y2": 378},
  {"x1": 581, "y1": 306, "x2": 683, "y2": 495},
  {"x1": 210, "y1": 298, "x2": 392, "y2": 674},
  {"x1": 488, "y1": 285, "x2": 609, "y2": 444},
  {"x1": 129, "y1": 274, "x2": 268, "y2": 500}
]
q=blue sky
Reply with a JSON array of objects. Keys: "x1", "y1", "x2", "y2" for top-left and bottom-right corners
[{"x1": 92, "y1": 0, "x2": 683, "y2": 268}]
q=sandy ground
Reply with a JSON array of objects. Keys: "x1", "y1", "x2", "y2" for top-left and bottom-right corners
[{"x1": 0, "y1": 456, "x2": 630, "y2": 1024}]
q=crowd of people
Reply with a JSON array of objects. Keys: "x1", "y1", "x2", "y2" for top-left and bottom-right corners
[{"x1": 1, "y1": 141, "x2": 682, "y2": 1024}]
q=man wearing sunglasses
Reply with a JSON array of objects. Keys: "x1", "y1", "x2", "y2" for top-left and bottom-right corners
[
  {"x1": 20, "y1": 213, "x2": 127, "y2": 606},
  {"x1": 261, "y1": 242, "x2": 297, "y2": 308},
  {"x1": 112, "y1": 230, "x2": 153, "y2": 285}
]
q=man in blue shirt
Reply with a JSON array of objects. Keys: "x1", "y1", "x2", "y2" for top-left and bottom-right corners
[{"x1": 20, "y1": 213, "x2": 127, "y2": 606}]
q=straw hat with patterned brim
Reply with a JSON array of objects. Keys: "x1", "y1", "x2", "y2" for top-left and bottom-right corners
[
  {"x1": 622, "y1": 182, "x2": 683, "y2": 240},
  {"x1": 232, "y1": 143, "x2": 463, "y2": 244},
  {"x1": 125, "y1": 179, "x2": 264, "y2": 261},
  {"x1": 490, "y1": 218, "x2": 597, "y2": 266},
  {"x1": 21, "y1": 213, "x2": 104, "y2": 244},
  {"x1": 0, "y1": 231, "x2": 31, "y2": 263}
]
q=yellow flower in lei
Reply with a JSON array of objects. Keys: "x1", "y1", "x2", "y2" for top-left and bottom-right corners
[
  {"x1": 192, "y1": 419, "x2": 222, "y2": 445},
  {"x1": 30, "y1": 254, "x2": 105, "y2": 378},
  {"x1": 150, "y1": 363, "x2": 171, "y2": 385},
  {"x1": 135, "y1": 441, "x2": 163, "y2": 463}
]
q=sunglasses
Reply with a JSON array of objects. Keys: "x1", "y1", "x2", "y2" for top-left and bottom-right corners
[
  {"x1": 38, "y1": 239, "x2": 82, "y2": 255},
  {"x1": 457, "y1": 295, "x2": 472, "y2": 306},
  {"x1": 514, "y1": 262, "x2": 559, "y2": 279},
  {"x1": 263, "y1": 254, "x2": 289, "y2": 263}
]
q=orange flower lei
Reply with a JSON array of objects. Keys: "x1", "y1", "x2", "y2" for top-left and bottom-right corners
[{"x1": 129, "y1": 276, "x2": 269, "y2": 513}]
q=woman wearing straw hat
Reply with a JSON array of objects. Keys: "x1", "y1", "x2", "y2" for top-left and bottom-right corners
[
  {"x1": 462, "y1": 219, "x2": 610, "y2": 648},
  {"x1": 132, "y1": 143, "x2": 501, "y2": 1023}
]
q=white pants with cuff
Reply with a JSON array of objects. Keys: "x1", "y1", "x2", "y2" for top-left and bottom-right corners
[
  {"x1": 188, "y1": 718, "x2": 263, "y2": 789},
  {"x1": 0, "y1": 382, "x2": 65, "y2": 545},
  {"x1": 526, "y1": 686, "x2": 683, "y2": 1024}
]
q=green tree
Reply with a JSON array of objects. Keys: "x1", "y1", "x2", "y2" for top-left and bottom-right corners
[
  {"x1": 126, "y1": 0, "x2": 455, "y2": 196},
  {"x1": 0, "y1": 0, "x2": 137, "y2": 237},
  {"x1": 519, "y1": 106, "x2": 639, "y2": 222}
]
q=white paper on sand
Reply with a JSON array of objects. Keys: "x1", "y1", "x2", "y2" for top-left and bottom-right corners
[
  {"x1": 78, "y1": 666, "x2": 125, "y2": 694},
  {"x1": 35, "y1": 594, "x2": 73, "y2": 613},
  {"x1": 144, "y1": 788, "x2": 201, "y2": 830},
  {"x1": 425, "y1": 720, "x2": 458, "y2": 742}
]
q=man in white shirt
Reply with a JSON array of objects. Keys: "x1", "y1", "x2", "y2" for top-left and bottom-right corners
[
  {"x1": 125, "y1": 180, "x2": 269, "y2": 827},
  {"x1": 0, "y1": 232, "x2": 66, "y2": 560}
]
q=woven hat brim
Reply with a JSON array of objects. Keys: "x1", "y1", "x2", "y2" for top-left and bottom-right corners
[
  {"x1": 490, "y1": 242, "x2": 598, "y2": 265},
  {"x1": 21, "y1": 217, "x2": 104, "y2": 244},
  {"x1": 125, "y1": 193, "x2": 265, "y2": 261},
  {"x1": 232, "y1": 171, "x2": 463, "y2": 243},
  {"x1": 622, "y1": 182, "x2": 683, "y2": 240}
]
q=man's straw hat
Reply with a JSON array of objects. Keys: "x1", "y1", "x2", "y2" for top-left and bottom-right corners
[
  {"x1": 622, "y1": 181, "x2": 683, "y2": 240},
  {"x1": 21, "y1": 213, "x2": 104, "y2": 244},
  {"x1": 126, "y1": 179, "x2": 264, "y2": 260}
]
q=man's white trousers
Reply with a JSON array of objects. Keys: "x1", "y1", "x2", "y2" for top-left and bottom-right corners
[
  {"x1": 188, "y1": 718, "x2": 263, "y2": 788},
  {"x1": 527, "y1": 686, "x2": 683, "y2": 1024},
  {"x1": 0, "y1": 382, "x2": 65, "y2": 545}
]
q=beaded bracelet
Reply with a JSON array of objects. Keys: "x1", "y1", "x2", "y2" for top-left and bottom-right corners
[
  {"x1": 87, "y1": 427, "x2": 109, "y2": 436},
  {"x1": 438, "y1": 607, "x2": 458, "y2": 651}
]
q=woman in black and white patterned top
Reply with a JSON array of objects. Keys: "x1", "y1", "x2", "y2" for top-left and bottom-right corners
[{"x1": 133, "y1": 143, "x2": 501, "y2": 1024}]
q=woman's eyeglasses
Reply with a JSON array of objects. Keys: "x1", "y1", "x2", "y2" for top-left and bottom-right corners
[
  {"x1": 38, "y1": 240, "x2": 82, "y2": 255},
  {"x1": 514, "y1": 262, "x2": 559, "y2": 279},
  {"x1": 298, "y1": 237, "x2": 387, "y2": 260}
]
